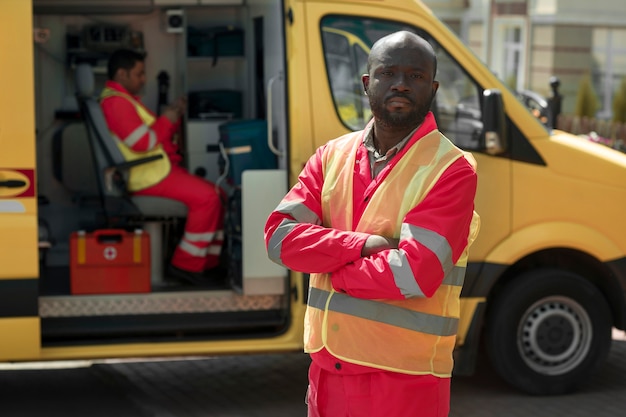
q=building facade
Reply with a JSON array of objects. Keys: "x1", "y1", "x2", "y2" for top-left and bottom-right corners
[{"x1": 424, "y1": 0, "x2": 626, "y2": 118}]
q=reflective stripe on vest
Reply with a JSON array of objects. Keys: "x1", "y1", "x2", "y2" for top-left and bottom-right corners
[
  {"x1": 100, "y1": 87, "x2": 171, "y2": 191},
  {"x1": 305, "y1": 123, "x2": 480, "y2": 377}
]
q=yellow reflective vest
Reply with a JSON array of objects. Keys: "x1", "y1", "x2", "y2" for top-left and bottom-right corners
[
  {"x1": 100, "y1": 87, "x2": 171, "y2": 191},
  {"x1": 304, "y1": 128, "x2": 480, "y2": 377}
]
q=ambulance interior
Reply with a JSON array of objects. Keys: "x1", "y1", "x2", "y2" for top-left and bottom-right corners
[{"x1": 33, "y1": 1, "x2": 290, "y2": 343}]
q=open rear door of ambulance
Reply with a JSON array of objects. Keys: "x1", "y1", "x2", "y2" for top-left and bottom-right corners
[{"x1": 0, "y1": 0, "x2": 41, "y2": 362}]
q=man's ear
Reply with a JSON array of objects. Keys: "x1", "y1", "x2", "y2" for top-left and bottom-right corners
[
  {"x1": 432, "y1": 80, "x2": 439, "y2": 96},
  {"x1": 114, "y1": 68, "x2": 126, "y2": 83},
  {"x1": 362, "y1": 74, "x2": 370, "y2": 95}
]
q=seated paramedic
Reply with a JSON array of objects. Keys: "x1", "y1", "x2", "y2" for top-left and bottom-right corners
[{"x1": 100, "y1": 48, "x2": 224, "y2": 285}]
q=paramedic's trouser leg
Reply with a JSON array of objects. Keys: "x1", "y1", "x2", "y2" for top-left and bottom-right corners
[
  {"x1": 134, "y1": 165, "x2": 224, "y2": 272},
  {"x1": 306, "y1": 361, "x2": 450, "y2": 417}
]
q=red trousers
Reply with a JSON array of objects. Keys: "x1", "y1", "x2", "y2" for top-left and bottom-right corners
[
  {"x1": 306, "y1": 361, "x2": 450, "y2": 417},
  {"x1": 134, "y1": 165, "x2": 224, "y2": 272}
]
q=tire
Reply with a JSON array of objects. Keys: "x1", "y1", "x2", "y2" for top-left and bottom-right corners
[{"x1": 485, "y1": 268, "x2": 612, "y2": 395}]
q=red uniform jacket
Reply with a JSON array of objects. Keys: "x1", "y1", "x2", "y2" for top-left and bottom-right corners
[
  {"x1": 100, "y1": 80, "x2": 182, "y2": 165},
  {"x1": 264, "y1": 113, "x2": 477, "y2": 374}
]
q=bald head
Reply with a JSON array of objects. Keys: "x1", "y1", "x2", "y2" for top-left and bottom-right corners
[
  {"x1": 361, "y1": 30, "x2": 439, "y2": 135},
  {"x1": 368, "y1": 31, "x2": 437, "y2": 78}
]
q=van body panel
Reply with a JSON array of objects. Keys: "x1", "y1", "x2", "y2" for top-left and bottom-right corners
[
  {"x1": 467, "y1": 154, "x2": 512, "y2": 261},
  {"x1": 0, "y1": 318, "x2": 41, "y2": 361},
  {"x1": 486, "y1": 222, "x2": 623, "y2": 264},
  {"x1": 0, "y1": 0, "x2": 41, "y2": 361},
  {"x1": 2, "y1": 0, "x2": 626, "y2": 396},
  {"x1": 0, "y1": 0, "x2": 39, "y2": 281}
]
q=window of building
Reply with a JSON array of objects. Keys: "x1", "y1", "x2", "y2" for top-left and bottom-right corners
[
  {"x1": 593, "y1": 28, "x2": 626, "y2": 119},
  {"x1": 491, "y1": 18, "x2": 526, "y2": 91}
]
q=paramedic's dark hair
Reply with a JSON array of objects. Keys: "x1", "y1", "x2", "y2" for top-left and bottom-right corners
[{"x1": 107, "y1": 49, "x2": 146, "y2": 80}]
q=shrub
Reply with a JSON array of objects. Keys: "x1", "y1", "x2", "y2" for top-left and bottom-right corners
[
  {"x1": 574, "y1": 72, "x2": 600, "y2": 118},
  {"x1": 612, "y1": 76, "x2": 626, "y2": 123}
]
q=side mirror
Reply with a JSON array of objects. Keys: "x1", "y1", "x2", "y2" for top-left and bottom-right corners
[{"x1": 482, "y1": 89, "x2": 507, "y2": 155}]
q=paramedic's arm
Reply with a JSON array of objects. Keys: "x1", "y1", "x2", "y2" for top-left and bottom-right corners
[
  {"x1": 331, "y1": 158, "x2": 477, "y2": 300},
  {"x1": 264, "y1": 146, "x2": 370, "y2": 273},
  {"x1": 101, "y1": 96, "x2": 179, "y2": 152}
]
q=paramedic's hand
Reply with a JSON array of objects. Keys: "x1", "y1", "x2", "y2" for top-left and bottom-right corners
[
  {"x1": 361, "y1": 235, "x2": 399, "y2": 257},
  {"x1": 163, "y1": 97, "x2": 187, "y2": 123},
  {"x1": 173, "y1": 96, "x2": 187, "y2": 114},
  {"x1": 163, "y1": 105, "x2": 181, "y2": 123}
]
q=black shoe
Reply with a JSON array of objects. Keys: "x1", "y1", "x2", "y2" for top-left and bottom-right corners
[
  {"x1": 167, "y1": 265, "x2": 209, "y2": 286},
  {"x1": 205, "y1": 264, "x2": 228, "y2": 279}
]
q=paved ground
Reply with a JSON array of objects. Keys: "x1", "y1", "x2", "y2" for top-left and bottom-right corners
[
  {"x1": 449, "y1": 330, "x2": 626, "y2": 417},
  {"x1": 1, "y1": 330, "x2": 625, "y2": 416}
]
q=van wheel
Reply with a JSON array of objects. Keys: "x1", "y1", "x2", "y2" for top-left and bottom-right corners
[{"x1": 485, "y1": 269, "x2": 612, "y2": 395}]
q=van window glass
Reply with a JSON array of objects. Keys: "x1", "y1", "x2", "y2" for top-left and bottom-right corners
[
  {"x1": 320, "y1": 16, "x2": 483, "y2": 150},
  {"x1": 434, "y1": 47, "x2": 483, "y2": 150}
]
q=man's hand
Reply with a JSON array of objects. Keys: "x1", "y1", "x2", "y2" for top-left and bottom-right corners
[
  {"x1": 163, "y1": 96, "x2": 187, "y2": 123},
  {"x1": 163, "y1": 106, "x2": 180, "y2": 123},
  {"x1": 361, "y1": 235, "x2": 399, "y2": 257},
  {"x1": 172, "y1": 96, "x2": 187, "y2": 114}
]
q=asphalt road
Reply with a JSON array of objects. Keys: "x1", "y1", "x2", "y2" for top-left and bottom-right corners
[{"x1": 1, "y1": 330, "x2": 625, "y2": 416}]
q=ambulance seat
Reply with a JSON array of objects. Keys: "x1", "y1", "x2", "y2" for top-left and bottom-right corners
[
  {"x1": 74, "y1": 63, "x2": 188, "y2": 283},
  {"x1": 52, "y1": 121, "x2": 100, "y2": 204}
]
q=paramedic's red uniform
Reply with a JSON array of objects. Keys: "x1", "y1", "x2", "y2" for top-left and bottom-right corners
[
  {"x1": 264, "y1": 113, "x2": 479, "y2": 417},
  {"x1": 101, "y1": 81, "x2": 224, "y2": 272}
]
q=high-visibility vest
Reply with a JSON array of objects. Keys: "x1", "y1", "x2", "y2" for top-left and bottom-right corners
[
  {"x1": 304, "y1": 128, "x2": 480, "y2": 377},
  {"x1": 100, "y1": 87, "x2": 171, "y2": 191}
]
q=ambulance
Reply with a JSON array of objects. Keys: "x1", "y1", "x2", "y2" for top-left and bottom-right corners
[{"x1": 1, "y1": 0, "x2": 625, "y2": 396}]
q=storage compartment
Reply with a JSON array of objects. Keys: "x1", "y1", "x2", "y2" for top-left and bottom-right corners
[
  {"x1": 218, "y1": 119, "x2": 276, "y2": 186},
  {"x1": 188, "y1": 89, "x2": 242, "y2": 119},
  {"x1": 70, "y1": 229, "x2": 151, "y2": 294},
  {"x1": 187, "y1": 26, "x2": 244, "y2": 60}
]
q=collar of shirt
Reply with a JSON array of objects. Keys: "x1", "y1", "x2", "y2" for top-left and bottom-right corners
[{"x1": 362, "y1": 123, "x2": 420, "y2": 178}]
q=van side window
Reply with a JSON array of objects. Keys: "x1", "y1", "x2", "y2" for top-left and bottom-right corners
[
  {"x1": 321, "y1": 27, "x2": 371, "y2": 130},
  {"x1": 320, "y1": 16, "x2": 483, "y2": 151},
  {"x1": 433, "y1": 47, "x2": 483, "y2": 150}
]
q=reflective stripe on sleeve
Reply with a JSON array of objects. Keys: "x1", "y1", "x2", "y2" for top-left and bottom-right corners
[
  {"x1": 275, "y1": 201, "x2": 321, "y2": 225},
  {"x1": 123, "y1": 124, "x2": 150, "y2": 147},
  {"x1": 387, "y1": 249, "x2": 467, "y2": 298},
  {"x1": 387, "y1": 249, "x2": 425, "y2": 298},
  {"x1": 267, "y1": 218, "x2": 297, "y2": 267},
  {"x1": 147, "y1": 130, "x2": 157, "y2": 150},
  {"x1": 401, "y1": 223, "x2": 453, "y2": 274},
  {"x1": 308, "y1": 287, "x2": 459, "y2": 336}
]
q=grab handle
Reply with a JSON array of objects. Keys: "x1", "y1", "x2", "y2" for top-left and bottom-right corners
[{"x1": 266, "y1": 72, "x2": 284, "y2": 157}]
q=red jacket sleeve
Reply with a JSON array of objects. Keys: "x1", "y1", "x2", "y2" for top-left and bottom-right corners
[
  {"x1": 264, "y1": 146, "x2": 370, "y2": 273},
  {"x1": 101, "y1": 95, "x2": 181, "y2": 161},
  {"x1": 331, "y1": 157, "x2": 477, "y2": 300}
]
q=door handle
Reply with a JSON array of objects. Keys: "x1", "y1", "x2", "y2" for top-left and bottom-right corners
[
  {"x1": 266, "y1": 72, "x2": 284, "y2": 157},
  {"x1": 0, "y1": 180, "x2": 27, "y2": 188}
]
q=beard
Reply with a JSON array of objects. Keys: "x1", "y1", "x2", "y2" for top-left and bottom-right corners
[{"x1": 369, "y1": 93, "x2": 434, "y2": 130}]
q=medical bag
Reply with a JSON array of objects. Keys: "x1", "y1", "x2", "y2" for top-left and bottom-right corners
[{"x1": 70, "y1": 229, "x2": 151, "y2": 294}]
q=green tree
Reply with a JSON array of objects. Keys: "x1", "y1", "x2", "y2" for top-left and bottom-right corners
[
  {"x1": 612, "y1": 76, "x2": 626, "y2": 123},
  {"x1": 574, "y1": 72, "x2": 600, "y2": 118}
]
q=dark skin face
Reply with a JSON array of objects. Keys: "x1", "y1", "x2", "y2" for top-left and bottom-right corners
[
  {"x1": 362, "y1": 32, "x2": 439, "y2": 154},
  {"x1": 114, "y1": 60, "x2": 146, "y2": 96}
]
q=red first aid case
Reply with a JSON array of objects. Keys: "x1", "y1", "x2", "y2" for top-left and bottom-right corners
[{"x1": 70, "y1": 229, "x2": 151, "y2": 295}]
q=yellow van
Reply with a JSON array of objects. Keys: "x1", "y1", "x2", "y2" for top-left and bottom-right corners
[{"x1": 1, "y1": 0, "x2": 624, "y2": 396}]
